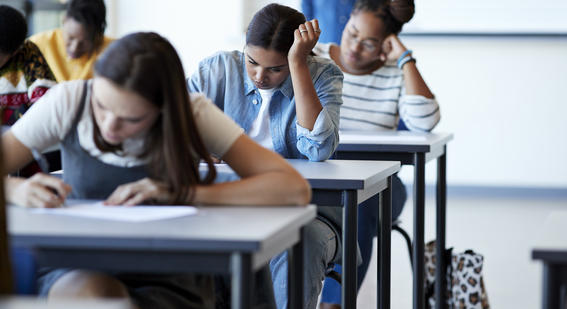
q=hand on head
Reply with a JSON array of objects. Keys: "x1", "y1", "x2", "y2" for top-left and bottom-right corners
[
  {"x1": 379, "y1": 34, "x2": 408, "y2": 62},
  {"x1": 288, "y1": 19, "x2": 321, "y2": 65}
]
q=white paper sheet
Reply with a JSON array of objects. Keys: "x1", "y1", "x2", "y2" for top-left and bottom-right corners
[{"x1": 32, "y1": 202, "x2": 198, "y2": 222}]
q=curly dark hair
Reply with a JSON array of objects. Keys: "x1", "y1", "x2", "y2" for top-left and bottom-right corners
[
  {"x1": 66, "y1": 0, "x2": 107, "y2": 49},
  {"x1": 353, "y1": 0, "x2": 415, "y2": 35},
  {"x1": 0, "y1": 5, "x2": 27, "y2": 54}
]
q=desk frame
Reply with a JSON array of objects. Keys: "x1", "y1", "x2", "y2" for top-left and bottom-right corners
[
  {"x1": 11, "y1": 207, "x2": 312, "y2": 309},
  {"x1": 311, "y1": 177, "x2": 392, "y2": 309},
  {"x1": 203, "y1": 160, "x2": 399, "y2": 309},
  {"x1": 336, "y1": 138, "x2": 450, "y2": 309},
  {"x1": 533, "y1": 250, "x2": 567, "y2": 308}
]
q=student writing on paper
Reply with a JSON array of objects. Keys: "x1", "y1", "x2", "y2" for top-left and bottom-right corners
[
  {"x1": 312, "y1": 0, "x2": 440, "y2": 307},
  {"x1": 188, "y1": 4, "x2": 343, "y2": 163},
  {"x1": 2, "y1": 32, "x2": 310, "y2": 308},
  {"x1": 188, "y1": 4, "x2": 343, "y2": 309},
  {"x1": 29, "y1": 0, "x2": 114, "y2": 82}
]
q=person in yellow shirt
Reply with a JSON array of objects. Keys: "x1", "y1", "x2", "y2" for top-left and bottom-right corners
[{"x1": 29, "y1": 0, "x2": 113, "y2": 81}]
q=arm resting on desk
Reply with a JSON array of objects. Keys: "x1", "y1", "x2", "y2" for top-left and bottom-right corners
[
  {"x1": 194, "y1": 134, "x2": 311, "y2": 206},
  {"x1": 105, "y1": 134, "x2": 311, "y2": 207}
]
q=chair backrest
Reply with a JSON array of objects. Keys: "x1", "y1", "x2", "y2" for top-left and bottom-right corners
[
  {"x1": 397, "y1": 118, "x2": 409, "y2": 131},
  {"x1": 0, "y1": 137, "x2": 13, "y2": 294}
]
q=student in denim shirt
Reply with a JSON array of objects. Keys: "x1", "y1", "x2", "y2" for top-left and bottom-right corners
[
  {"x1": 189, "y1": 4, "x2": 343, "y2": 308},
  {"x1": 188, "y1": 5, "x2": 342, "y2": 162}
]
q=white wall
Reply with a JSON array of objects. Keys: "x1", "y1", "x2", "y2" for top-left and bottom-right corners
[
  {"x1": 396, "y1": 36, "x2": 567, "y2": 188},
  {"x1": 404, "y1": 0, "x2": 567, "y2": 34},
  {"x1": 106, "y1": 0, "x2": 301, "y2": 75},
  {"x1": 106, "y1": 0, "x2": 567, "y2": 189},
  {"x1": 106, "y1": 0, "x2": 244, "y2": 75}
]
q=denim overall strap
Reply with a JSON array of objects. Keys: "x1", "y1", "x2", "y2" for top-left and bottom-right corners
[{"x1": 60, "y1": 82, "x2": 149, "y2": 199}]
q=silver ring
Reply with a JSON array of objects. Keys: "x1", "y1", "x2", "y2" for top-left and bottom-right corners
[{"x1": 300, "y1": 29, "x2": 308, "y2": 33}]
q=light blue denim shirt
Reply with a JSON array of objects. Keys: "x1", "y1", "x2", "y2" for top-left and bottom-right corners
[{"x1": 188, "y1": 50, "x2": 343, "y2": 161}]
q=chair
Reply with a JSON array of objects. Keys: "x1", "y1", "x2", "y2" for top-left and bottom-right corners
[
  {"x1": 1, "y1": 143, "x2": 14, "y2": 294},
  {"x1": 11, "y1": 247, "x2": 36, "y2": 294},
  {"x1": 1, "y1": 132, "x2": 37, "y2": 295},
  {"x1": 392, "y1": 219, "x2": 413, "y2": 270},
  {"x1": 324, "y1": 219, "x2": 414, "y2": 285}
]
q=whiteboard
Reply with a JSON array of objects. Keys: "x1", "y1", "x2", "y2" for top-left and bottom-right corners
[{"x1": 402, "y1": 0, "x2": 567, "y2": 34}]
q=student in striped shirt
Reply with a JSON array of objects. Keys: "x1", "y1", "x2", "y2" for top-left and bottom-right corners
[{"x1": 313, "y1": 0, "x2": 440, "y2": 307}]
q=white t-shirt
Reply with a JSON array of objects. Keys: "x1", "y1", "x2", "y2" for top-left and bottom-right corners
[
  {"x1": 248, "y1": 88, "x2": 275, "y2": 150},
  {"x1": 11, "y1": 80, "x2": 244, "y2": 167}
]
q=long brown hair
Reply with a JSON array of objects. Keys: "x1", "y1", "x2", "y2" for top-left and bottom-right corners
[
  {"x1": 0, "y1": 126, "x2": 13, "y2": 294},
  {"x1": 352, "y1": 0, "x2": 415, "y2": 35},
  {"x1": 93, "y1": 32, "x2": 216, "y2": 203}
]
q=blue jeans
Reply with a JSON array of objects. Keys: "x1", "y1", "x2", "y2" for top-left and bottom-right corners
[
  {"x1": 320, "y1": 174, "x2": 407, "y2": 304},
  {"x1": 270, "y1": 219, "x2": 339, "y2": 309}
]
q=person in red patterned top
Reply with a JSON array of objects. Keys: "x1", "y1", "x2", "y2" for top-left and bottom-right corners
[
  {"x1": 0, "y1": 5, "x2": 56, "y2": 128},
  {"x1": 1, "y1": 5, "x2": 56, "y2": 176}
]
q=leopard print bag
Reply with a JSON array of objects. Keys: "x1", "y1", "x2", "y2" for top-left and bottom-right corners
[{"x1": 424, "y1": 240, "x2": 490, "y2": 309}]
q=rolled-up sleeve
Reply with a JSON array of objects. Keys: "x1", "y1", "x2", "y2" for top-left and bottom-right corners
[
  {"x1": 399, "y1": 92, "x2": 440, "y2": 132},
  {"x1": 11, "y1": 81, "x2": 83, "y2": 152},
  {"x1": 296, "y1": 62, "x2": 343, "y2": 161}
]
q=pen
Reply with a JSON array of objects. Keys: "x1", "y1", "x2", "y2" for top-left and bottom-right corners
[{"x1": 31, "y1": 148, "x2": 65, "y2": 206}]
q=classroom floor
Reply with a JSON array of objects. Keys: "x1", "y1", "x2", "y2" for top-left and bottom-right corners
[{"x1": 355, "y1": 193, "x2": 567, "y2": 308}]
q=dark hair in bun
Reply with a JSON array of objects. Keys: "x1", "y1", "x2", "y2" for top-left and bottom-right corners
[
  {"x1": 352, "y1": 0, "x2": 415, "y2": 35},
  {"x1": 246, "y1": 3, "x2": 306, "y2": 55}
]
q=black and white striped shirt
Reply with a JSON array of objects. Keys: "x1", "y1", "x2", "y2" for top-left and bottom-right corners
[{"x1": 314, "y1": 43, "x2": 440, "y2": 132}]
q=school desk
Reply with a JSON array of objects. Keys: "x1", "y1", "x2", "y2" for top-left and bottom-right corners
[
  {"x1": 0, "y1": 297, "x2": 130, "y2": 309},
  {"x1": 335, "y1": 131, "x2": 453, "y2": 309},
  {"x1": 8, "y1": 203, "x2": 316, "y2": 309},
  {"x1": 211, "y1": 159, "x2": 401, "y2": 309},
  {"x1": 532, "y1": 211, "x2": 567, "y2": 309}
]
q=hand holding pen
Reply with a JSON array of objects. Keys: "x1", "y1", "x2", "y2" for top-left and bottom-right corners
[{"x1": 8, "y1": 149, "x2": 73, "y2": 208}]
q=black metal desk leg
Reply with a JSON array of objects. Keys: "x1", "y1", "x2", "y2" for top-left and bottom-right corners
[
  {"x1": 288, "y1": 227, "x2": 305, "y2": 309},
  {"x1": 435, "y1": 147, "x2": 447, "y2": 309},
  {"x1": 231, "y1": 253, "x2": 252, "y2": 309},
  {"x1": 543, "y1": 263, "x2": 561, "y2": 309},
  {"x1": 342, "y1": 190, "x2": 358, "y2": 309},
  {"x1": 378, "y1": 176, "x2": 392, "y2": 309},
  {"x1": 413, "y1": 153, "x2": 426, "y2": 309}
]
